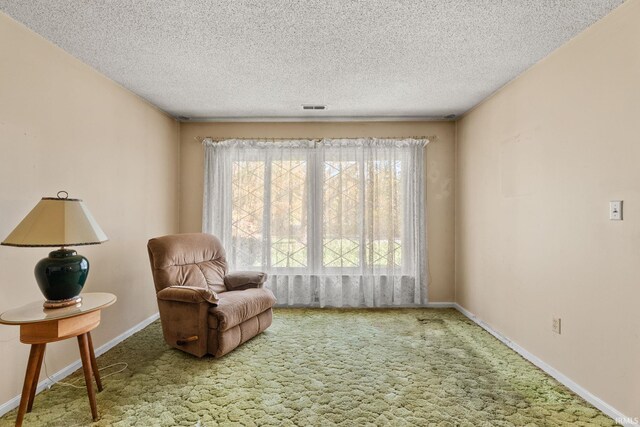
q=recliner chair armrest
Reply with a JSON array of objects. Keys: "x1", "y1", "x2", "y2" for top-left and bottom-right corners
[
  {"x1": 224, "y1": 271, "x2": 268, "y2": 290},
  {"x1": 157, "y1": 286, "x2": 219, "y2": 305}
]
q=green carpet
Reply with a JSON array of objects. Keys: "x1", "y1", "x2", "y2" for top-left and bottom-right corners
[{"x1": 0, "y1": 308, "x2": 617, "y2": 426}]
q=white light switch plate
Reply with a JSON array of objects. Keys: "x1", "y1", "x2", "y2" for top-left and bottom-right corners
[{"x1": 609, "y1": 200, "x2": 623, "y2": 220}]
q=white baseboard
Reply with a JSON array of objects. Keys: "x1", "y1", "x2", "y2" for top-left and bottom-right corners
[
  {"x1": 424, "y1": 302, "x2": 456, "y2": 308},
  {"x1": 0, "y1": 312, "x2": 160, "y2": 417},
  {"x1": 453, "y1": 304, "x2": 635, "y2": 427}
]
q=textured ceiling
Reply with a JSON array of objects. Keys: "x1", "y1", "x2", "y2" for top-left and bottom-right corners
[{"x1": 0, "y1": 1, "x2": 624, "y2": 120}]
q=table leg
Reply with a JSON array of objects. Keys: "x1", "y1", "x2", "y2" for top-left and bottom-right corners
[
  {"x1": 87, "y1": 332, "x2": 103, "y2": 391},
  {"x1": 16, "y1": 343, "x2": 45, "y2": 427},
  {"x1": 77, "y1": 333, "x2": 99, "y2": 421},
  {"x1": 26, "y1": 344, "x2": 46, "y2": 413}
]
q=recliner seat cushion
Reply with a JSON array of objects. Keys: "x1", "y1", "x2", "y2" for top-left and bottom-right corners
[{"x1": 208, "y1": 288, "x2": 277, "y2": 331}]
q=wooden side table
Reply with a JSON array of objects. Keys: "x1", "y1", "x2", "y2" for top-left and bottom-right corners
[{"x1": 0, "y1": 292, "x2": 116, "y2": 427}]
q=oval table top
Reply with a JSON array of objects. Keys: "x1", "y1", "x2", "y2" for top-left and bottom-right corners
[{"x1": 0, "y1": 292, "x2": 117, "y2": 325}]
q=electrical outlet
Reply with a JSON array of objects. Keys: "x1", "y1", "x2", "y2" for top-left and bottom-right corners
[{"x1": 552, "y1": 318, "x2": 562, "y2": 334}]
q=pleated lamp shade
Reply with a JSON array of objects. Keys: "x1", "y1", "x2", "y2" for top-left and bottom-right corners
[{"x1": 2, "y1": 197, "x2": 108, "y2": 247}]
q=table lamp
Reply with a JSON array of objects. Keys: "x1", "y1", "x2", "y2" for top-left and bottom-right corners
[{"x1": 1, "y1": 191, "x2": 108, "y2": 308}]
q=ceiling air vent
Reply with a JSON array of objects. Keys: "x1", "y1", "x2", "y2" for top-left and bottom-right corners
[
  {"x1": 302, "y1": 105, "x2": 327, "y2": 110},
  {"x1": 444, "y1": 114, "x2": 456, "y2": 120}
]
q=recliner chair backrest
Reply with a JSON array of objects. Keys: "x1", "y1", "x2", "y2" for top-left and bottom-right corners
[{"x1": 147, "y1": 233, "x2": 228, "y2": 293}]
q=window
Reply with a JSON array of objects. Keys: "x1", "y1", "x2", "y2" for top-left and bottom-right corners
[{"x1": 229, "y1": 149, "x2": 404, "y2": 273}]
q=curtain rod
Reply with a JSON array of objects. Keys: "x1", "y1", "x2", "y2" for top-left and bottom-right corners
[{"x1": 194, "y1": 136, "x2": 433, "y2": 143}]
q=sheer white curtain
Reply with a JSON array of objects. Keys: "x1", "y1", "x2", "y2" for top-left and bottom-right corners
[{"x1": 203, "y1": 137, "x2": 429, "y2": 307}]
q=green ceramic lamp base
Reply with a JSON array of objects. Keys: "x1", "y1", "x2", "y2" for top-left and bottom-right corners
[{"x1": 35, "y1": 248, "x2": 90, "y2": 308}]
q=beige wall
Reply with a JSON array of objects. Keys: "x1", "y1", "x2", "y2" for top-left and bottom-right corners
[
  {"x1": 0, "y1": 13, "x2": 180, "y2": 406},
  {"x1": 180, "y1": 121, "x2": 456, "y2": 302},
  {"x1": 456, "y1": 0, "x2": 639, "y2": 418}
]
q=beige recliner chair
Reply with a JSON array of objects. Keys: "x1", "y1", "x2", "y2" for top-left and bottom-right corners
[{"x1": 147, "y1": 233, "x2": 276, "y2": 357}]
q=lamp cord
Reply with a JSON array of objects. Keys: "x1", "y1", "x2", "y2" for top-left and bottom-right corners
[{"x1": 42, "y1": 349, "x2": 128, "y2": 390}]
